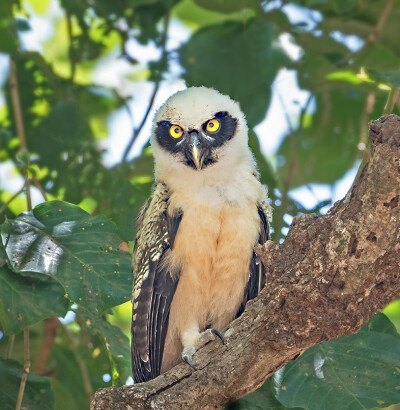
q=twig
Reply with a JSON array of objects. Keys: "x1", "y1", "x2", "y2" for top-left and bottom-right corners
[
  {"x1": 121, "y1": 14, "x2": 170, "y2": 162},
  {"x1": 9, "y1": 61, "x2": 27, "y2": 151},
  {"x1": 0, "y1": 184, "x2": 25, "y2": 217},
  {"x1": 359, "y1": 93, "x2": 375, "y2": 148},
  {"x1": 9, "y1": 60, "x2": 31, "y2": 210},
  {"x1": 15, "y1": 329, "x2": 30, "y2": 410},
  {"x1": 383, "y1": 89, "x2": 399, "y2": 115},
  {"x1": 121, "y1": 82, "x2": 160, "y2": 162},
  {"x1": 66, "y1": 11, "x2": 76, "y2": 83},
  {"x1": 23, "y1": 177, "x2": 32, "y2": 211},
  {"x1": 272, "y1": 93, "x2": 313, "y2": 240},
  {"x1": 340, "y1": 0, "x2": 396, "y2": 66},
  {"x1": 9, "y1": 59, "x2": 32, "y2": 410},
  {"x1": 31, "y1": 176, "x2": 48, "y2": 201},
  {"x1": 347, "y1": 93, "x2": 376, "y2": 190},
  {"x1": 363, "y1": 0, "x2": 396, "y2": 49}
]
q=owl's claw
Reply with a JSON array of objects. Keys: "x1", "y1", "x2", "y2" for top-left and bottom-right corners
[
  {"x1": 182, "y1": 328, "x2": 225, "y2": 369},
  {"x1": 210, "y1": 329, "x2": 225, "y2": 345},
  {"x1": 182, "y1": 347, "x2": 197, "y2": 369}
]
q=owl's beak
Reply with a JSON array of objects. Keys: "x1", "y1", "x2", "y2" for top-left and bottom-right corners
[{"x1": 188, "y1": 132, "x2": 204, "y2": 170}]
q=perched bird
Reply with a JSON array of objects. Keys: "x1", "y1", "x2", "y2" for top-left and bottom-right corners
[{"x1": 131, "y1": 87, "x2": 271, "y2": 383}]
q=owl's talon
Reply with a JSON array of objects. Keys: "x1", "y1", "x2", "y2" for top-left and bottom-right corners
[
  {"x1": 183, "y1": 355, "x2": 196, "y2": 369},
  {"x1": 182, "y1": 346, "x2": 197, "y2": 369},
  {"x1": 182, "y1": 328, "x2": 224, "y2": 369},
  {"x1": 211, "y1": 329, "x2": 225, "y2": 345}
]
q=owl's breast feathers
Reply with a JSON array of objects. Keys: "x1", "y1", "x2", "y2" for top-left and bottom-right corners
[{"x1": 131, "y1": 180, "x2": 270, "y2": 382}]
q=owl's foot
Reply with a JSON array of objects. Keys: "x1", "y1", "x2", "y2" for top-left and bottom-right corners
[{"x1": 182, "y1": 329, "x2": 225, "y2": 369}]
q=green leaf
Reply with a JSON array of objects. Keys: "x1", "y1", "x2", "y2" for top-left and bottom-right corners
[
  {"x1": 96, "y1": 160, "x2": 152, "y2": 241},
  {"x1": 180, "y1": 18, "x2": 290, "y2": 127},
  {"x1": 128, "y1": 0, "x2": 181, "y2": 44},
  {"x1": 277, "y1": 88, "x2": 385, "y2": 188},
  {"x1": 295, "y1": 32, "x2": 350, "y2": 91},
  {"x1": 332, "y1": 0, "x2": 357, "y2": 13},
  {"x1": 78, "y1": 309, "x2": 131, "y2": 385},
  {"x1": 273, "y1": 313, "x2": 400, "y2": 410},
  {"x1": 174, "y1": 0, "x2": 255, "y2": 29},
  {"x1": 365, "y1": 68, "x2": 400, "y2": 89},
  {"x1": 0, "y1": 358, "x2": 54, "y2": 410},
  {"x1": 193, "y1": 0, "x2": 258, "y2": 14},
  {"x1": 0, "y1": 259, "x2": 69, "y2": 335},
  {"x1": 360, "y1": 312, "x2": 399, "y2": 336},
  {"x1": 226, "y1": 378, "x2": 286, "y2": 410},
  {"x1": 322, "y1": 0, "x2": 400, "y2": 57},
  {"x1": 249, "y1": 130, "x2": 278, "y2": 193},
  {"x1": 50, "y1": 343, "x2": 103, "y2": 410},
  {"x1": 1, "y1": 201, "x2": 132, "y2": 314}
]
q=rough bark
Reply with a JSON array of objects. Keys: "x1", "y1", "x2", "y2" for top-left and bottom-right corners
[{"x1": 91, "y1": 115, "x2": 400, "y2": 410}]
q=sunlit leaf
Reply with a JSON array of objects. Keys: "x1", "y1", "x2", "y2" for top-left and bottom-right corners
[
  {"x1": 273, "y1": 313, "x2": 400, "y2": 410},
  {"x1": 365, "y1": 68, "x2": 400, "y2": 89},
  {"x1": 1, "y1": 201, "x2": 132, "y2": 313},
  {"x1": 24, "y1": 0, "x2": 51, "y2": 14},
  {"x1": 174, "y1": 0, "x2": 255, "y2": 29}
]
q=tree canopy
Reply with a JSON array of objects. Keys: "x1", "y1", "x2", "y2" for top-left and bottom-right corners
[{"x1": 0, "y1": 0, "x2": 399, "y2": 409}]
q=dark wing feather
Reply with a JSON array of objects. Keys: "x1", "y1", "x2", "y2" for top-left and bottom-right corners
[
  {"x1": 131, "y1": 183, "x2": 182, "y2": 383},
  {"x1": 236, "y1": 200, "x2": 271, "y2": 317}
]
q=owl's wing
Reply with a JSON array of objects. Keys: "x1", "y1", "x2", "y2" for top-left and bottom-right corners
[
  {"x1": 237, "y1": 199, "x2": 271, "y2": 316},
  {"x1": 131, "y1": 183, "x2": 182, "y2": 383}
]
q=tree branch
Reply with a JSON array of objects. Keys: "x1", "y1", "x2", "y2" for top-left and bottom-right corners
[{"x1": 91, "y1": 115, "x2": 400, "y2": 410}]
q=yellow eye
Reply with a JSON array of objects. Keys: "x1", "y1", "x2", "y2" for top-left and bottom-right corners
[
  {"x1": 169, "y1": 125, "x2": 183, "y2": 139},
  {"x1": 206, "y1": 118, "x2": 220, "y2": 132}
]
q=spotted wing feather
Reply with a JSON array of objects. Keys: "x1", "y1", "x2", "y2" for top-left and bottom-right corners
[
  {"x1": 237, "y1": 199, "x2": 271, "y2": 316},
  {"x1": 131, "y1": 183, "x2": 181, "y2": 382}
]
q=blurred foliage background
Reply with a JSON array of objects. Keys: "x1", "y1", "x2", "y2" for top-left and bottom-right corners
[{"x1": 0, "y1": 0, "x2": 400, "y2": 409}]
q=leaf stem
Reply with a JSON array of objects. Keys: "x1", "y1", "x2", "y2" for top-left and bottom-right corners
[
  {"x1": 121, "y1": 14, "x2": 170, "y2": 162},
  {"x1": 15, "y1": 328, "x2": 30, "y2": 410},
  {"x1": 0, "y1": 184, "x2": 25, "y2": 217},
  {"x1": 383, "y1": 89, "x2": 399, "y2": 115}
]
